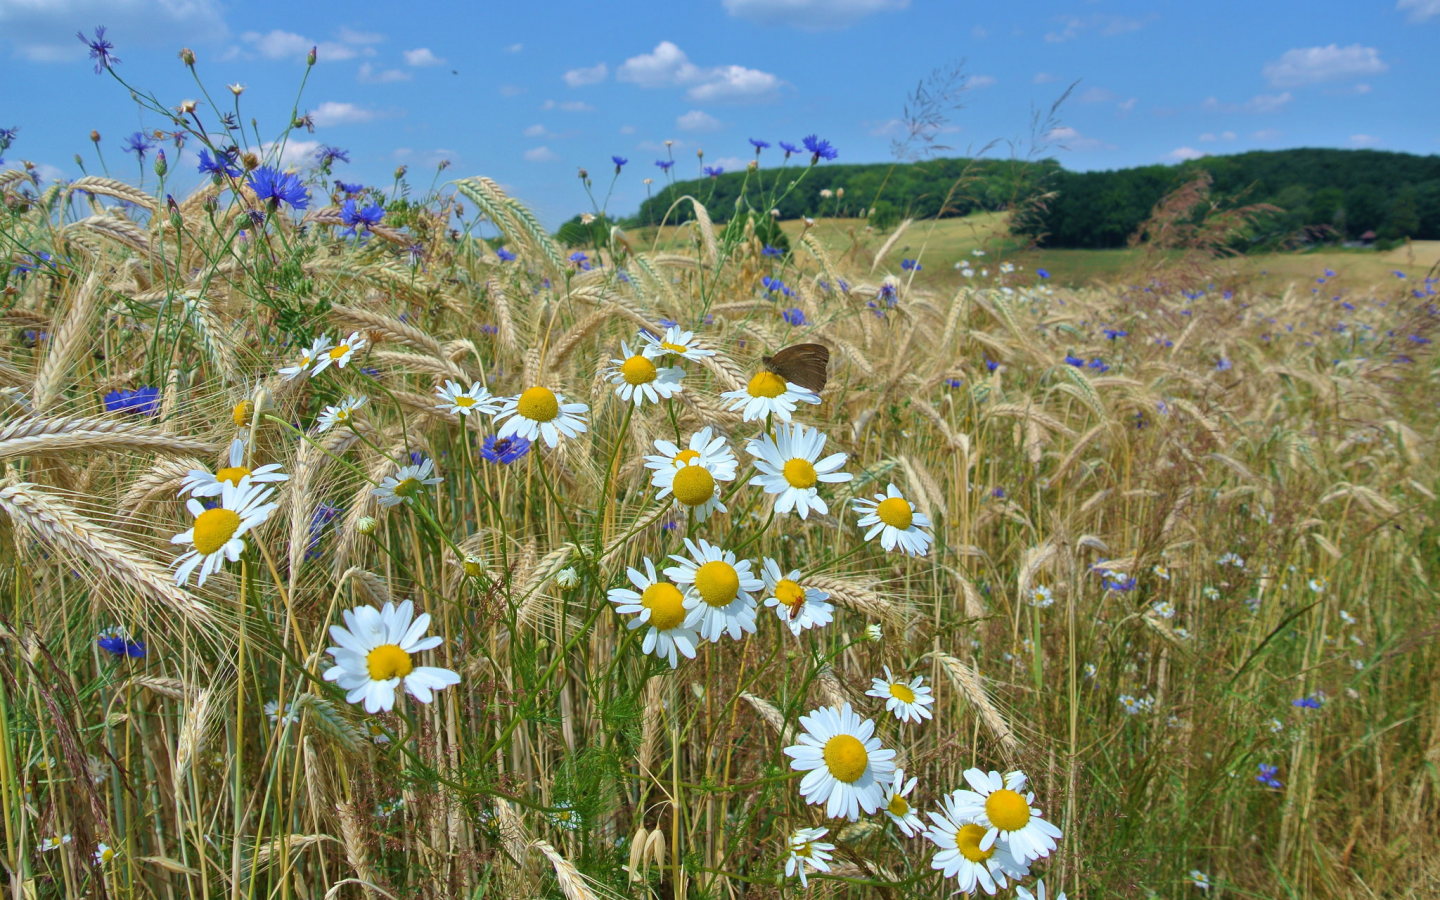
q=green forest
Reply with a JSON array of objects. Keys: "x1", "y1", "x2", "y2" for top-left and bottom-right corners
[{"x1": 616, "y1": 148, "x2": 1440, "y2": 250}]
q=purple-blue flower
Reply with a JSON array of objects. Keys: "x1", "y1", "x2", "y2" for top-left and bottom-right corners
[
  {"x1": 612, "y1": 155, "x2": 628, "y2": 169},
  {"x1": 1065, "y1": 354, "x2": 1085, "y2": 367},
  {"x1": 901, "y1": 258, "x2": 921, "y2": 271},
  {"x1": 481, "y1": 434, "x2": 531, "y2": 465},
  {"x1": 655, "y1": 160, "x2": 674, "y2": 170},
  {"x1": 340, "y1": 198, "x2": 385, "y2": 234},
  {"x1": 335, "y1": 181, "x2": 364, "y2": 194},
  {"x1": 779, "y1": 141, "x2": 800, "y2": 157},
  {"x1": 985, "y1": 358, "x2": 998, "y2": 372},
  {"x1": 247, "y1": 166, "x2": 309, "y2": 210},
  {"x1": 1293, "y1": 696, "x2": 1323, "y2": 709},
  {"x1": 762, "y1": 245, "x2": 783, "y2": 258},
  {"x1": 495, "y1": 246, "x2": 516, "y2": 262},
  {"x1": 568, "y1": 251, "x2": 592, "y2": 271},
  {"x1": 314, "y1": 146, "x2": 349, "y2": 167},
  {"x1": 802, "y1": 134, "x2": 838, "y2": 162},
  {"x1": 1103, "y1": 328, "x2": 1128, "y2": 340},
  {"x1": 703, "y1": 166, "x2": 724, "y2": 178},
  {"x1": 1393, "y1": 270, "x2": 1407, "y2": 279},
  {"x1": 97, "y1": 629, "x2": 146, "y2": 658},
  {"x1": 1037, "y1": 268, "x2": 1050, "y2": 279},
  {"x1": 945, "y1": 378, "x2": 963, "y2": 388},
  {"x1": 1256, "y1": 764, "x2": 1282, "y2": 789},
  {"x1": 781, "y1": 307, "x2": 806, "y2": 326},
  {"x1": 104, "y1": 387, "x2": 160, "y2": 417},
  {"x1": 304, "y1": 503, "x2": 342, "y2": 561},
  {"x1": 122, "y1": 131, "x2": 155, "y2": 163},
  {"x1": 749, "y1": 138, "x2": 770, "y2": 151},
  {"x1": 1216, "y1": 358, "x2": 1233, "y2": 371},
  {"x1": 197, "y1": 148, "x2": 241, "y2": 178},
  {"x1": 78, "y1": 26, "x2": 120, "y2": 74}
]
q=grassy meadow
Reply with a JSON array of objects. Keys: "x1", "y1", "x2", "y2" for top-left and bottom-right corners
[{"x1": 1, "y1": 48, "x2": 1439, "y2": 900}]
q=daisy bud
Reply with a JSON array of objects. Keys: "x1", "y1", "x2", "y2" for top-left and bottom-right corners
[
  {"x1": 91, "y1": 130, "x2": 101, "y2": 144},
  {"x1": 178, "y1": 99, "x2": 198, "y2": 114},
  {"x1": 696, "y1": 148, "x2": 704, "y2": 158},
  {"x1": 228, "y1": 83, "x2": 245, "y2": 96},
  {"x1": 179, "y1": 47, "x2": 195, "y2": 66},
  {"x1": 462, "y1": 555, "x2": 485, "y2": 578},
  {"x1": 836, "y1": 188, "x2": 844, "y2": 198},
  {"x1": 664, "y1": 139, "x2": 674, "y2": 147},
  {"x1": 643, "y1": 177, "x2": 653, "y2": 185},
  {"x1": 355, "y1": 516, "x2": 378, "y2": 536},
  {"x1": 866, "y1": 623, "x2": 884, "y2": 642},
  {"x1": 555, "y1": 567, "x2": 580, "y2": 590}
]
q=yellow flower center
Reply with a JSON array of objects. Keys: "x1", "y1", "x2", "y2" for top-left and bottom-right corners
[
  {"x1": 335, "y1": 408, "x2": 354, "y2": 423},
  {"x1": 621, "y1": 355, "x2": 658, "y2": 385},
  {"x1": 232, "y1": 400, "x2": 253, "y2": 427},
  {"x1": 957, "y1": 824, "x2": 995, "y2": 862},
  {"x1": 672, "y1": 465, "x2": 716, "y2": 507},
  {"x1": 822, "y1": 734, "x2": 869, "y2": 783},
  {"x1": 774, "y1": 578, "x2": 805, "y2": 610},
  {"x1": 463, "y1": 557, "x2": 484, "y2": 577},
  {"x1": 985, "y1": 788, "x2": 1032, "y2": 832},
  {"x1": 365, "y1": 644, "x2": 414, "y2": 680},
  {"x1": 193, "y1": 508, "x2": 241, "y2": 556},
  {"x1": 887, "y1": 794, "x2": 911, "y2": 817},
  {"x1": 782, "y1": 458, "x2": 818, "y2": 489},
  {"x1": 392, "y1": 477, "x2": 422, "y2": 498},
  {"x1": 641, "y1": 582, "x2": 687, "y2": 630},
  {"x1": 329, "y1": 344, "x2": 350, "y2": 360},
  {"x1": 99, "y1": 847, "x2": 114, "y2": 863},
  {"x1": 875, "y1": 497, "x2": 913, "y2": 530},
  {"x1": 889, "y1": 682, "x2": 916, "y2": 704},
  {"x1": 455, "y1": 395, "x2": 476, "y2": 408},
  {"x1": 517, "y1": 386, "x2": 560, "y2": 422},
  {"x1": 694, "y1": 560, "x2": 740, "y2": 607},
  {"x1": 747, "y1": 371, "x2": 787, "y2": 398},
  {"x1": 215, "y1": 465, "x2": 252, "y2": 486},
  {"x1": 671, "y1": 449, "x2": 701, "y2": 468},
  {"x1": 661, "y1": 341, "x2": 689, "y2": 354}
]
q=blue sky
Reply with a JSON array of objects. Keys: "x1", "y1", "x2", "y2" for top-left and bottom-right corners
[{"x1": 2, "y1": 0, "x2": 1437, "y2": 226}]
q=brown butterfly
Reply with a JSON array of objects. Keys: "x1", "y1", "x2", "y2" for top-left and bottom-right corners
[{"x1": 762, "y1": 343, "x2": 829, "y2": 393}]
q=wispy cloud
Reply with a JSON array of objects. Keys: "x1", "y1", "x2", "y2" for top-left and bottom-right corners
[
  {"x1": 1165, "y1": 147, "x2": 1205, "y2": 162},
  {"x1": 720, "y1": 0, "x2": 909, "y2": 31},
  {"x1": 1263, "y1": 45, "x2": 1387, "y2": 87},
  {"x1": 1044, "y1": 13, "x2": 1146, "y2": 43},
  {"x1": 1045, "y1": 126, "x2": 1116, "y2": 151},
  {"x1": 240, "y1": 29, "x2": 376, "y2": 62},
  {"x1": 968, "y1": 75, "x2": 997, "y2": 89},
  {"x1": 677, "y1": 110, "x2": 723, "y2": 132},
  {"x1": 358, "y1": 62, "x2": 411, "y2": 84},
  {"x1": 1201, "y1": 92, "x2": 1293, "y2": 113},
  {"x1": 563, "y1": 63, "x2": 608, "y2": 87},
  {"x1": 403, "y1": 48, "x2": 445, "y2": 67},
  {"x1": 310, "y1": 101, "x2": 380, "y2": 127},
  {"x1": 542, "y1": 99, "x2": 594, "y2": 112},
  {"x1": 1348, "y1": 133, "x2": 1382, "y2": 147},
  {"x1": 1033, "y1": 72, "x2": 1057, "y2": 84},
  {"x1": 505, "y1": 43, "x2": 524, "y2": 53},
  {"x1": 618, "y1": 42, "x2": 783, "y2": 103},
  {"x1": 1198, "y1": 131, "x2": 1237, "y2": 142},
  {"x1": 524, "y1": 146, "x2": 558, "y2": 162},
  {"x1": 1252, "y1": 129, "x2": 1283, "y2": 141},
  {"x1": 0, "y1": 0, "x2": 229, "y2": 62},
  {"x1": 1397, "y1": 0, "x2": 1440, "y2": 22}
]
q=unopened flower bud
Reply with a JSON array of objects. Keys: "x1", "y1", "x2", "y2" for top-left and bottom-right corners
[
  {"x1": 232, "y1": 399, "x2": 254, "y2": 428},
  {"x1": 463, "y1": 555, "x2": 486, "y2": 578},
  {"x1": 577, "y1": 167, "x2": 588, "y2": 180},
  {"x1": 179, "y1": 47, "x2": 195, "y2": 66},
  {"x1": 228, "y1": 83, "x2": 245, "y2": 96},
  {"x1": 866, "y1": 623, "x2": 884, "y2": 642},
  {"x1": 664, "y1": 139, "x2": 673, "y2": 147},
  {"x1": 394, "y1": 165, "x2": 407, "y2": 179},
  {"x1": 241, "y1": 151, "x2": 260, "y2": 171},
  {"x1": 747, "y1": 159, "x2": 758, "y2": 171},
  {"x1": 307, "y1": 45, "x2": 317, "y2": 66},
  {"x1": 73, "y1": 153, "x2": 84, "y2": 167},
  {"x1": 555, "y1": 567, "x2": 580, "y2": 591},
  {"x1": 90, "y1": 130, "x2": 101, "y2": 144},
  {"x1": 356, "y1": 516, "x2": 378, "y2": 536},
  {"x1": 154, "y1": 149, "x2": 168, "y2": 177},
  {"x1": 836, "y1": 187, "x2": 844, "y2": 198},
  {"x1": 696, "y1": 148, "x2": 704, "y2": 158}
]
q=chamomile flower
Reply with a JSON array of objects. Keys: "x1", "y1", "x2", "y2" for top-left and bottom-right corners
[
  {"x1": 1016, "y1": 879, "x2": 1066, "y2": 900},
  {"x1": 881, "y1": 768, "x2": 925, "y2": 837},
  {"x1": 310, "y1": 331, "x2": 366, "y2": 376},
  {"x1": 279, "y1": 334, "x2": 333, "y2": 380},
  {"x1": 323, "y1": 599, "x2": 461, "y2": 714},
  {"x1": 760, "y1": 558, "x2": 833, "y2": 636},
  {"x1": 1189, "y1": 870, "x2": 1211, "y2": 891},
  {"x1": 785, "y1": 703, "x2": 896, "y2": 821},
  {"x1": 644, "y1": 427, "x2": 738, "y2": 491},
  {"x1": 434, "y1": 380, "x2": 500, "y2": 417},
  {"x1": 493, "y1": 386, "x2": 588, "y2": 448},
  {"x1": 317, "y1": 395, "x2": 367, "y2": 432},
  {"x1": 925, "y1": 794, "x2": 1029, "y2": 895},
  {"x1": 665, "y1": 538, "x2": 762, "y2": 642},
  {"x1": 641, "y1": 324, "x2": 716, "y2": 361},
  {"x1": 746, "y1": 423, "x2": 852, "y2": 519},
  {"x1": 170, "y1": 476, "x2": 278, "y2": 587},
  {"x1": 608, "y1": 558, "x2": 700, "y2": 668},
  {"x1": 607, "y1": 339, "x2": 685, "y2": 406},
  {"x1": 720, "y1": 370, "x2": 821, "y2": 422},
  {"x1": 93, "y1": 843, "x2": 116, "y2": 865},
  {"x1": 663, "y1": 458, "x2": 729, "y2": 521},
  {"x1": 39, "y1": 834, "x2": 71, "y2": 852},
  {"x1": 264, "y1": 699, "x2": 299, "y2": 727},
  {"x1": 371, "y1": 457, "x2": 443, "y2": 507},
  {"x1": 852, "y1": 484, "x2": 932, "y2": 556},
  {"x1": 179, "y1": 437, "x2": 289, "y2": 498},
  {"x1": 866, "y1": 666, "x2": 935, "y2": 724},
  {"x1": 944, "y1": 768, "x2": 1063, "y2": 864},
  {"x1": 785, "y1": 827, "x2": 835, "y2": 888}
]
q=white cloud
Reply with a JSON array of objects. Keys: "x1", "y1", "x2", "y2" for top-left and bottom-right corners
[
  {"x1": 524, "y1": 146, "x2": 558, "y2": 162},
  {"x1": 1165, "y1": 147, "x2": 1205, "y2": 162},
  {"x1": 617, "y1": 41, "x2": 783, "y2": 102},
  {"x1": 619, "y1": 124, "x2": 636, "y2": 134},
  {"x1": 1398, "y1": 0, "x2": 1440, "y2": 21},
  {"x1": 310, "y1": 101, "x2": 378, "y2": 127},
  {"x1": 564, "y1": 63, "x2": 609, "y2": 87},
  {"x1": 240, "y1": 29, "x2": 375, "y2": 62},
  {"x1": 499, "y1": 85, "x2": 526, "y2": 97},
  {"x1": 1246, "y1": 91, "x2": 1292, "y2": 113},
  {"x1": 868, "y1": 118, "x2": 903, "y2": 136},
  {"x1": 1263, "y1": 45, "x2": 1387, "y2": 87},
  {"x1": 1198, "y1": 131, "x2": 1237, "y2": 142},
  {"x1": 1033, "y1": 71, "x2": 1057, "y2": 84},
  {"x1": 262, "y1": 139, "x2": 321, "y2": 170},
  {"x1": 972, "y1": 25, "x2": 989, "y2": 38},
  {"x1": 1221, "y1": 130, "x2": 1237, "y2": 140},
  {"x1": 1117, "y1": 97, "x2": 1137, "y2": 113},
  {"x1": 1045, "y1": 13, "x2": 1145, "y2": 42},
  {"x1": 505, "y1": 42, "x2": 523, "y2": 53},
  {"x1": 523, "y1": 124, "x2": 549, "y2": 137},
  {"x1": 1044, "y1": 126, "x2": 1115, "y2": 151},
  {"x1": 358, "y1": 62, "x2": 411, "y2": 83},
  {"x1": 721, "y1": 0, "x2": 908, "y2": 31},
  {"x1": 968, "y1": 75, "x2": 997, "y2": 89},
  {"x1": 337, "y1": 27, "x2": 383, "y2": 45},
  {"x1": 1080, "y1": 87, "x2": 1116, "y2": 103},
  {"x1": 1348, "y1": 133, "x2": 1382, "y2": 147},
  {"x1": 1252, "y1": 129, "x2": 1283, "y2": 141},
  {"x1": 542, "y1": 99, "x2": 594, "y2": 112},
  {"x1": 706, "y1": 155, "x2": 747, "y2": 173},
  {"x1": 677, "y1": 110, "x2": 723, "y2": 132},
  {"x1": 0, "y1": 0, "x2": 228, "y2": 62},
  {"x1": 404, "y1": 47, "x2": 445, "y2": 67},
  {"x1": 1326, "y1": 82, "x2": 1373, "y2": 96}
]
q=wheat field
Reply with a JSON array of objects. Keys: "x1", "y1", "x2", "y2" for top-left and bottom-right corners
[{"x1": 0, "y1": 44, "x2": 1437, "y2": 900}]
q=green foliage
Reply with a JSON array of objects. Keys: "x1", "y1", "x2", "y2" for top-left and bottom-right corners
[{"x1": 556, "y1": 213, "x2": 619, "y2": 248}]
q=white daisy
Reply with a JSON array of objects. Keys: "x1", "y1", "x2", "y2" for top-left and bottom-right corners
[
  {"x1": 93, "y1": 842, "x2": 116, "y2": 865},
  {"x1": 317, "y1": 395, "x2": 368, "y2": 432},
  {"x1": 746, "y1": 423, "x2": 852, "y2": 519},
  {"x1": 607, "y1": 558, "x2": 700, "y2": 668},
  {"x1": 664, "y1": 538, "x2": 762, "y2": 642},
  {"x1": 264, "y1": 699, "x2": 299, "y2": 727},
  {"x1": 170, "y1": 476, "x2": 278, "y2": 587},
  {"x1": 309, "y1": 331, "x2": 367, "y2": 376},
  {"x1": 852, "y1": 484, "x2": 932, "y2": 556},
  {"x1": 179, "y1": 437, "x2": 289, "y2": 498},
  {"x1": 434, "y1": 380, "x2": 500, "y2": 417},
  {"x1": 323, "y1": 599, "x2": 461, "y2": 714},
  {"x1": 925, "y1": 793, "x2": 1030, "y2": 896},
  {"x1": 607, "y1": 339, "x2": 685, "y2": 406},
  {"x1": 371, "y1": 457, "x2": 444, "y2": 507},
  {"x1": 39, "y1": 834, "x2": 71, "y2": 852},
  {"x1": 493, "y1": 386, "x2": 588, "y2": 448},
  {"x1": 784, "y1": 703, "x2": 896, "y2": 821},
  {"x1": 760, "y1": 558, "x2": 833, "y2": 636},
  {"x1": 866, "y1": 666, "x2": 935, "y2": 724},
  {"x1": 1189, "y1": 870, "x2": 1211, "y2": 891},
  {"x1": 279, "y1": 334, "x2": 333, "y2": 380},
  {"x1": 644, "y1": 427, "x2": 738, "y2": 492},
  {"x1": 720, "y1": 370, "x2": 821, "y2": 422},
  {"x1": 641, "y1": 325, "x2": 716, "y2": 361},
  {"x1": 784, "y1": 827, "x2": 835, "y2": 888},
  {"x1": 881, "y1": 768, "x2": 925, "y2": 837},
  {"x1": 944, "y1": 768, "x2": 1063, "y2": 864},
  {"x1": 663, "y1": 458, "x2": 730, "y2": 522}
]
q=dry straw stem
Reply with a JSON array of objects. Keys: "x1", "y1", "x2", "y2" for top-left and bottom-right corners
[
  {"x1": 0, "y1": 416, "x2": 220, "y2": 461},
  {"x1": 929, "y1": 651, "x2": 1019, "y2": 753}
]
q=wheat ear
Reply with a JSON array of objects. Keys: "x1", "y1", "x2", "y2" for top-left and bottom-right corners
[{"x1": 929, "y1": 651, "x2": 1019, "y2": 753}]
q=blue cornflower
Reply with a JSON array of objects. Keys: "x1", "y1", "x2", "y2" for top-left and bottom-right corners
[
  {"x1": 779, "y1": 141, "x2": 800, "y2": 157},
  {"x1": 314, "y1": 146, "x2": 350, "y2": 166},
  {"x1": 495, "y1": 246, "x2": 516, "y2": 262},
  {"x1": 481, "y1": 434, "x2": 530, "y2": 464},
  {"x1": 0, "y1": 126, "x2": 16, "y2": 155},
  {"x1": 945, "y1": 378, "x2": 963, "y2": 388},
  {"x1": 305, "y1": 503, "x2": 342, "y2": 561},
  {"x1": 340, "y1": 198, "x2": 385, "y2": 234},
  {"x1": 408, "y1": 451, "x2": 428, "y2": 466},
  {"x1": 749, "y1": 138, "x2": 770, "y2": 151},
  {"x1": 122, "y1": 131, "x2": 155, "y2": 163},
  {"x1": 901, "y1": 258, "x2": 921, "y2": 271},
  {"x1": 1293, "y1": 695, "x2": 1323, "y2": 709},
  {"x1": 1256, "y1": 764, "x2": 1282, "y2": 789},
  {"x1": 1036, "y1": 268, "x2": 1050, "y2": 279},
  {"x1": 659, "y1": 318, "x2": 678, "y2": 329},
  {"x1": 1103, "y1": 328, "x2": 1128, "y2": 340},
  {"x1": 761, "y1": 275, "x2": 785, "y2": 293},
  {"x1": 335, "y1": 181, "x2": 364, "y2": 194},
  {"x1": 97, "y1": 628, "x2": 146, "y2": 658},
  {"x1": 655, "y1": 159, "x2": 674, "y2": 170},
  {"x1": 1104, "y1": 574, "x2": 1136, "y2": 592},
  {"x1": 661, "y1": 518, "x2": 679, "y2": 532},
  {"x1": 1216, "y1": 358, "x2": 1233, "y2": 371},
  {"x1": 1408, "y1": 334, "x2": 1431, "y2": 344},
  {"x1": 197, "y1": 148, "x2": 241, "y2": 178},
  {"x1": 78, "y1": 26, "x2": 121, "y2": 74},
  {"x1": 992, "y1": 487, "x2": 1005, "y2": 499},
  {"x1": 703, "y1": 166, "x2": 724, "y2": 178},
  {"x1": 878, "y1": 282, "x2": 897, "y2": 305},
  {"x1": 612, "y1": 155, "x2": 628, "y2": 170},
  {"x1": 985, "y1": 358, "x2": 998, "y2": 372},
  {"x1": 12, "y1": 252, "x2": 53, "y2": 278},
  {"x1": 568, "y1": 251, "x2": 592, "y2": 271},
  {"x1": 103, "y1": 387, "x2": 160, "y2": 416},
  {"x1": 1087, "y1": 358, "x2": 1109, "y2": 373},
  {"x1": 781, "y1": 307, "x2": 806, "y2": 326},
  {"x1": 1064, "y1": 354, "x2": 1085, "y2": 367},
  {"x1": 762, "y1": 245, "x2": 783, "y2": 257},
  {"x1": 1393, "y1": 270, "x2": 1407, "y2": 279},
  {"x1": 247, "y1": 166, "x2": 309, "y2": 210},
  {"x1": 802, "y1": 134, "x2": 838, "y2": 161},
  {"x1": 480, "y1": 324, "x2": 498, "y2": 335},
  {"x1": 1324, "y1": 268, "x2": 1336, "y2": 277}
]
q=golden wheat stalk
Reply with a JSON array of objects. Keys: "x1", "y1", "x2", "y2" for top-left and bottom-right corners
[
  {"x1": 32, "y1": 273, "x2": 101, "y2": 413},
  {"x1": 0, "y1": 416, "x2": 219, "y2": 460},
  {"x1": 740, "y1": 692, "x2": 795, "y2": 744},
  {"x1": 532, "y1": 840, "x2": 601, "y2": 900},
  {"x1": 929, "y1": 651, "x2": 1018, "y2": 753}
]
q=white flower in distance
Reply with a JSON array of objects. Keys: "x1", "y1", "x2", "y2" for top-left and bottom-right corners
[
  {"x1": 607, "y1": 558, "x2": 700, "y2": 668},
  {"x1": 852, "y1": 483, "x2": 932, "y2": 556},
  {"x1": 1016, "y1": 879, "x2": 1067, "y2": 900},
  {"x1": 435, "y1": 380, "x2": 500, "y2": 417},
  {"x1": 720, "y1": 370, "x2": 820, "y2": 422},
  {"x1": 665, "y1": 538, "x2": 762, "y2": 642},
  {"x1": 760, "y1": 558, "x2": 833, "y2": 636},
  {"x1": 323, "y1": 599, "x2": 461, "y2": 714},
  {"x1": 881, "y1": 768, "x2": 925, "y2": 837},
  {"x1": 493, "y1": 386, "x2": 588, "y2": 448},
  {"x1": 784, "y1": 827, "x2": 834, "y2": 888},
  {"x1": 644, "y1": 427, "x2": 738, "y2": 492},
  {"x1": 866, "y1": 666, "x2": 935, "y2": 724},
  {"x1": 925, "y1": 791, "x2": 1030, "y2": 895},
  {"x1": 944, "y1": 768, "x2": 1063, "y2": 864},
  {"x1": 309, "y1": 331, "x2": 367, "y2": 376},
  {"x1": 372, "y1": 457, "x2": 443, "y2": 507},
  {"x1": 746, "y1": 423, "x2": 852, "y2": 519},
  {"x1": 607, "y1": 338, "x2": 685, "y2": 406},
  {"x1": 171, "y1": 476, "x2": 278, "y2": 586},
  {"x1": 278, "y1": 334, "x2": 333, "y2": 380},
  {"x1": 784, "y1": 703, "x2": 896, "y2": 821},
  {"x1": 640, "y1": 324, "x2": 716, "y2": 360},
  {"x1": 179, "y1": 437, "x2": 288, "y2": 498},
  {"x1": 317, "y1": 395, "x2": 368, "y2": 432}
]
